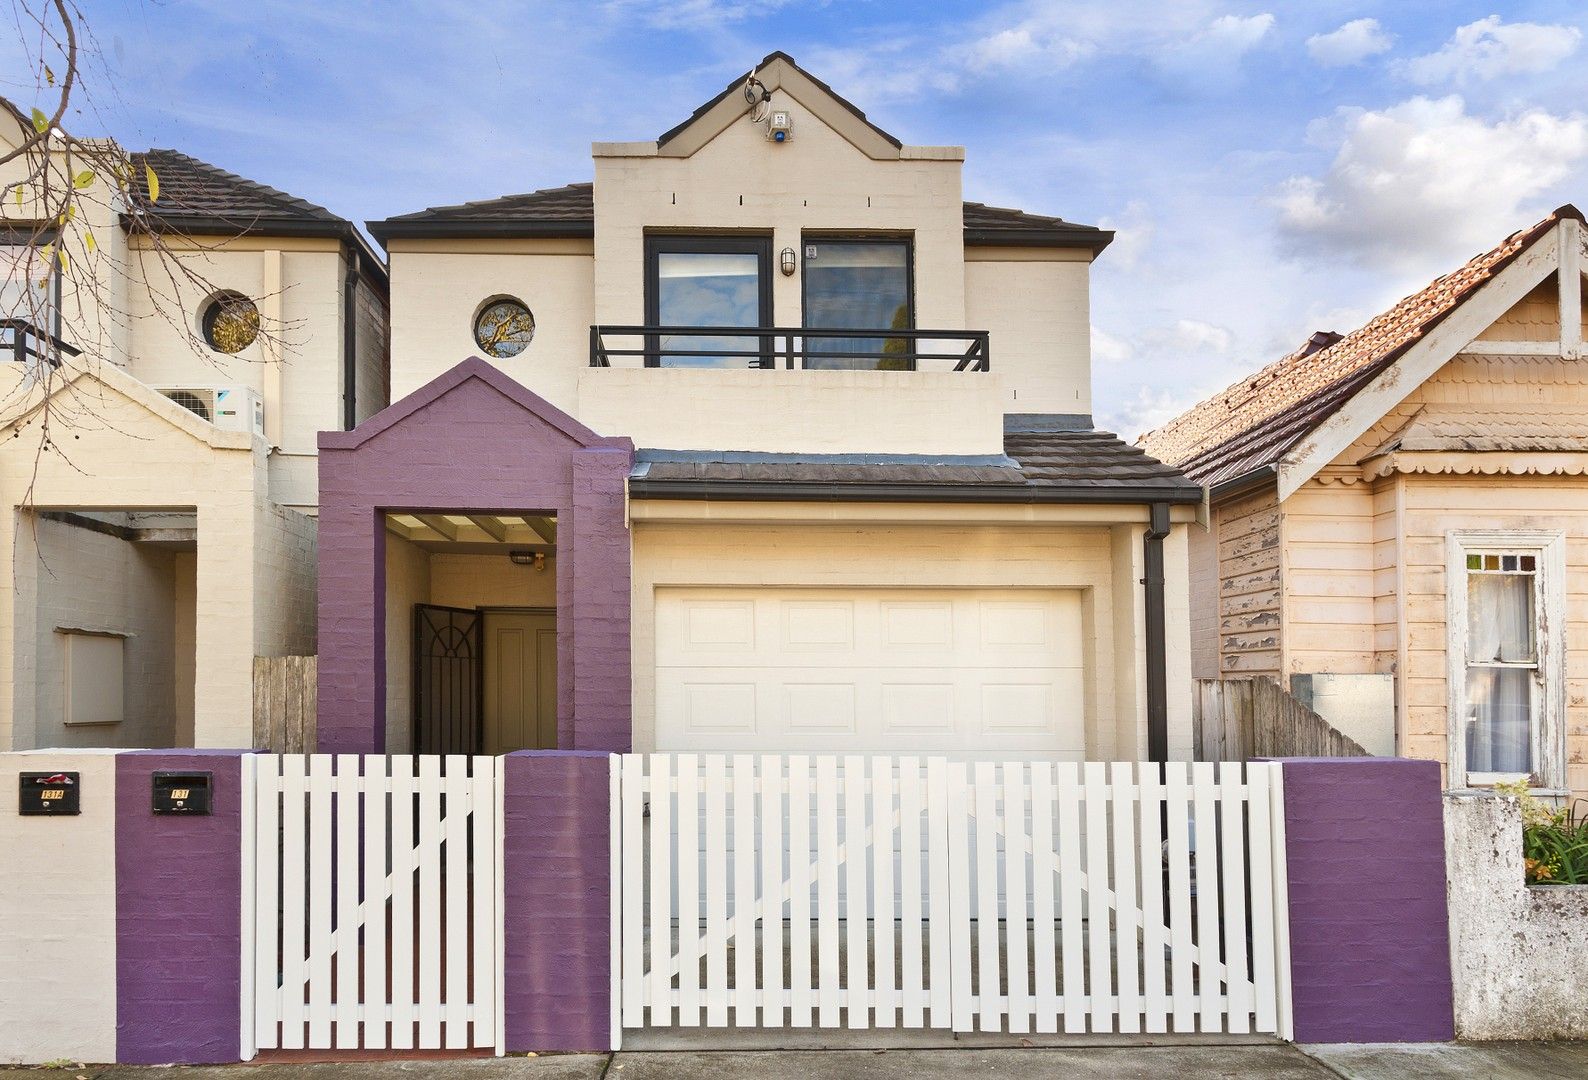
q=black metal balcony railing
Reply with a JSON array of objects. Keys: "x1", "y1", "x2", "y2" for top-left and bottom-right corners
[
  {"x1": 1, "y1": 319, "x2": 79, "y2": 368},
  {"x1": 589, "y1": 325, "x2": 990, "y2": 372}
]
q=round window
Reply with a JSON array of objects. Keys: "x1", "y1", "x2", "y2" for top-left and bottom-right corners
[
  {"x1": 474, "y1": 297, "x2": 535, "y2": 358},
  {"x1": 201, "y1": 292, "x2": 260, "y2": 354}
]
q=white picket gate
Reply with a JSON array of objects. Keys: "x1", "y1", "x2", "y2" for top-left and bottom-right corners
[
  {"x1": 616, "y1": 756, "x2": 1291, "y2": 1038},
  {"x1": 241, "y1": 755, "x2": 502, "y2": 1057}
]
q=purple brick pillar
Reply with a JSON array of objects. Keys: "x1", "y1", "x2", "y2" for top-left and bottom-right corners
[
  {"x1": 1279, "y1": 758, "x2": 1454, "y2": 1043},
  {"x1": 115, "y1": 750, "x2": 249, "y2": 1064},
  {"x1": 501, "y1": 751, "x2": 613, "y2": 1052}
]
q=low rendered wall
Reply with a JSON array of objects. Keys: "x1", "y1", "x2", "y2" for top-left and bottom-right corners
[{"x1": 1444, "y1": 794, "x2": 1588, "y2": 1040}]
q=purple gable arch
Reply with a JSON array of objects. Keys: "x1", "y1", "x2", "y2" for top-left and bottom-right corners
[{"x1": 317, "y1": 357, "x2": 634, "y2": 754}]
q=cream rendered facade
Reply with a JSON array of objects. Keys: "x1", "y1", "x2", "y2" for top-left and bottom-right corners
[
  {"x1": 375, "y1": 54, "x2": 1197, "y2": 761},
  {"x1": 0, "y1": 108, "x2": 387, "y2": 750}
]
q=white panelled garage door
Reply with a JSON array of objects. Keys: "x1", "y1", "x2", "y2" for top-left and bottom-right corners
[{"x1": 654, "y1": 587, "x2": 1086, "y2": 755}]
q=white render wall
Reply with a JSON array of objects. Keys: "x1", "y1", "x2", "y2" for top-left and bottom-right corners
[
  {"x1": 964, "y1": 251, "x2": 1093, "y2": 418},
  {"x1": 383, "y1": 534, "x2": 430, "y2": 754},
  {"x1": 1444, "y1": 794, "x2": 1588, "y2": 1039},
  {"x1": 0, "y1": 750, "x2": 119, "y2": 1064}
]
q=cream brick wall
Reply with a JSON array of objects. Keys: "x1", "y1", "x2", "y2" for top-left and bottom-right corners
[
  {"x1": 964, "y1": 252, "x2": 1093, "y2": 416},
  {"x1": 384, "y1": 534, "x2": 430, "y2": 753},
  {"x1": 0, "y1": 750, "x2": 119, "y2": 1064},
  {"x1": 579, "y1": 367, "x2": 1007, "y2": 454},
  {"x1": 1, "y1": 364, "x2": 273, "y2": 750},
  {"x1": 24, "y1": 515, "x2": 180, "y2": 748},
  {"x1": 254, "y1": 501, "x2": 317, "y2": 657},
  {"x1": 630, "y1": 519, "x2": 1188, "y2": 757},
  {"x1": 387, "y1": 242, "x2": 594, "y2": 413}
]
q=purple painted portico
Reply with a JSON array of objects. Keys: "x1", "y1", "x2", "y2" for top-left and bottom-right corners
[{"x1": 317, "y1": 358, "x2": 634, "y2": 754}]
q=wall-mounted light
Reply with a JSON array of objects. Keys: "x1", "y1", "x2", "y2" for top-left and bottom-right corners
[
  {"x1": 780, "y1": 247, "x2": 797, "y2": 276},
  {"x1": 508, "y1": 550, "x2": 547, "y2": 571}
]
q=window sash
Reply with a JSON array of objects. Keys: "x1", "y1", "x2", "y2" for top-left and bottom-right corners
[{"x1": 1446, "y1": 532, "x2": 1565, "y2": 791}]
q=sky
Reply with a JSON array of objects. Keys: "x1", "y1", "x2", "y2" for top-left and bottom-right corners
[{"x1": 4, "y1": 1, "x2": 1587, "y2": 437}]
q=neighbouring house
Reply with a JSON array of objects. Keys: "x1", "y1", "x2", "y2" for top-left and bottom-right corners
[
  {"x1": 325, "y1": 52, "x2": 1202, "y2": 760},
  {"x1": 1140, "y1": 206, "x2": 1588, "y2": 801},
  {"x1": 0, "y1": 102, "x2": 389, "y2": 751}
]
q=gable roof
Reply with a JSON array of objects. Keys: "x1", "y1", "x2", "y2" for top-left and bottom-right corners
[
  {"x1": 1138, "y1": 206, "x2": 1580, "y2": 489},
  {"x1": 657, "y1": 51, "x2": 902, "y2": 152},
  {"x1": 369, "y1": 181, "x2": 1111, "y2": 251}
]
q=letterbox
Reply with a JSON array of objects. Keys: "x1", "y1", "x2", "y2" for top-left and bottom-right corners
[
  {"x1": 151, "y1": 771, "x2": 213, "y2": 815},
  {"x1": 19, "y1": 771, "x2": 81, "y2": 815}
]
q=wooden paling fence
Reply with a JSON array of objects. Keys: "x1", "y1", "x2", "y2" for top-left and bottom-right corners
[
  {"x1": 253, "y1": 655, "x2": 317, "y2": 753},
  {"x1": 616, "y1": 754, "x2": 1293, "y2": 1037},
  {"x1": 1193, "y1": 677, "x2": 1369, "y2": 762}
]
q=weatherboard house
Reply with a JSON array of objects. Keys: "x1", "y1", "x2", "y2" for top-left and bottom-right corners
[
  {"x1": 1142, "y1": 205, "x2": 1588, "y2": 804},
  {"x1": 320, "y1": 51, "x2": 1202, "y2": 760}
]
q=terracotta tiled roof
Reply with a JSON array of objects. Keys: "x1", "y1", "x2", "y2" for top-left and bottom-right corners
[
  {"x1": 125, "y1": 149, "x2": 353, "y2": 237},
  {"x1": 1138, "y1": 206, "x2": 1579, "y2": 487}
]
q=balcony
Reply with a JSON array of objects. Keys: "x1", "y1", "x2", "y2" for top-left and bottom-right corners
[
  {"x1": 588, "y1": 325, "x2": 990, "y2": 372},
  {"x1": 2, "y1": 319, "x2": 79, "y2": 368}
]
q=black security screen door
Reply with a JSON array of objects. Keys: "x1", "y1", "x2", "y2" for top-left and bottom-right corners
[
  {"x1": 645, "y1": 235, "x2": 772, "y2": 367},
  {"x1": 802, "y1": 238, "x2": 913, "y2": 369},
  {"x1": 413, "y1": 604, "x2": 482, "y2": 756}
]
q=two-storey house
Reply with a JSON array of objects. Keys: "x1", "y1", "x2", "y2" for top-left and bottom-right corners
[
  {"x1": 321, "y1": 54, "x2": 1200, "y2": 760},
  {"x1": 0, "y1": 102, "x2": 389, "y2": 752}
]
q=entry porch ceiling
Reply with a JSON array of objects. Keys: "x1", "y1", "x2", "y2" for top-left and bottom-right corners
[{"x1": 384, "y1": 512, "x2": 557, "y2": 552}]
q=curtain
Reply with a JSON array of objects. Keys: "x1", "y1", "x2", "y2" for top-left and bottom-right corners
[{"x1": 1465, "y1": 570, "x2": 1536, "y2": 774}]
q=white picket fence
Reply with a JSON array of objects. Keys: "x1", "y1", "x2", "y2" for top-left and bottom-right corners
[
  {"x1": 616, "y1": 756, "x2": 1292, "y2": 1037},
  {"x1": 241, "y1": 755, "x2": 502, "y2": 1057}
]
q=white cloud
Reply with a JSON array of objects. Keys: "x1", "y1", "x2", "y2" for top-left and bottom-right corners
[
  {"x1": 1096, "y1": 199, "x2": 1153, "y2": 271},
  {"x1": 1157, "y1": 13, "x2": 1276, "y2": 80},
  {"x1": 1306, "y1": 18, "x2": 1393, "y2": 68},
  {"x1": 1091, "y1": 325, "x2": 1132, "y2": 365},
  {"x1": 957, "y1": 26, "x2": 1095, "y2": 72},
  {"x1": 1401, "y1": 16, "x2": 1581, "y2": 86},
  {"x1": 1160, "y1": 318, "x2": 1233, "y2": 353},
  {"x1": 1275, "y1": 95, "x2": 1588, "y2": 272},
  {"x1": 1104, "y1": 384, "x2": 1210, "y2": 442}
]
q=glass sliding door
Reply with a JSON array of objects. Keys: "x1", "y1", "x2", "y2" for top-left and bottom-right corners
[
  {"x1": 645, "y1": 235, "x2": 771, "y2": 367},
  {"x1": 801, "y1": 238, "x2": 913, "y2": 370}
]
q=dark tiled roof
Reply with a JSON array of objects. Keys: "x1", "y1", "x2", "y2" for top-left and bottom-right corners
[
  {"x1": 369, "y1": 182, "x2": 1109, "y2": 250},
  {"x1": 627, "y1": 430, "x2": 1198, "y2": 503},
  {"x1": 125, "y1": 149, "x2": 354, "y2": 239},
  {"x1": 1139, "y1": 206, "x2": 1580, "y2": 488}
]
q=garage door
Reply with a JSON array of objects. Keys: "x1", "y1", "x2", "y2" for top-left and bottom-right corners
[{"x1": 654, "y1": 587, "x2": 1086, "y2": 755}]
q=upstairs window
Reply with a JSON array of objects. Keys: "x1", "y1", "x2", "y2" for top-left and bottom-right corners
[
  {"x1": 645, "y1": 235, "x2": 771, "y2": 367},
  {"x1": 1448, "y1": 532, "x2": 1565, "y2": 790},
  {"x1": 0, "y1": 230, "x2": 61, "y2": 339},
  {"x1": 802, "y1": 238, "x2": 912, "y2": 370}
]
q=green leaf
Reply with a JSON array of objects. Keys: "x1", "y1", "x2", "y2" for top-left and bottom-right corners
[
  {"x1": 56, "y1": 246, "x2": 67, "y2": 270},
  {"x1": 13, "y1": 186, "x2": 22, "y2": 208},
  {"x1": 44, "y1": 65, "x2": 55, "y2": 87},
  {"x1": 30, "y1": 108, "x2": 48, "y2": 133},
  {"x1": 73, "y1": 170, "x2": 94, "y2": 190},
  {"x1": 144, "y1": 163, "x2": 159, "y2": 203},
  {"x1": 84, "y1": 230, "x2": 95, "y2": 253}
]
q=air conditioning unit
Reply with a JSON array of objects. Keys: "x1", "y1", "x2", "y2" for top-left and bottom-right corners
[{"x1": 155, "y1": 385, "x2": 265, "y2": 437}]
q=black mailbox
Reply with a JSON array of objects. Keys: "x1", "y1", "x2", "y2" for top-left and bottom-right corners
[
  {"x1": 19, "y1": 771, "x2": 81, "y2": 815},
  {"x1": 152, "y1": 771, "x2": 213, "y2": 816}
]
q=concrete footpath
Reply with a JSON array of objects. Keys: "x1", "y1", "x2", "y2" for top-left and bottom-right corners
[{"x1": 4, "y1": 1042, "x2": 1588, "y2": 1079}]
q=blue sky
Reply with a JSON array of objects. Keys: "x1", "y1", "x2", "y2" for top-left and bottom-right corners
[{"x1": 6, "y1": 1, "x2": 1587, "y2": 435}]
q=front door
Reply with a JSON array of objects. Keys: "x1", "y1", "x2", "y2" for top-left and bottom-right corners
[
  {"x1": 413, "y1": 604, "x2": 482, "y2": 755},
  {"x1": 483, "y1": 610, "x2": 558, "y2": 753}
]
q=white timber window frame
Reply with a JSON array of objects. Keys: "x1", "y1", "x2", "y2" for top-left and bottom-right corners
[{"x1": 1444, "y1": 530, "x2": 1566, "y2": 793}]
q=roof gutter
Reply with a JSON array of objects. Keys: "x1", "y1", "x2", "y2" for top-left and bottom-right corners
[
  {"x1": 963, "y1": 226, "x2": 1114, "y2": 254},
  {"x1": 368, "y1": 219, "x2": 596, "y2": 244},
  {"x1": 342, "y1": 243, "x2": 360, "y2": 430},
  {"x1": 1206, "y1": 464, "x2": 1279, "y2": 503},
  {"x1": 625, "y1": 478, "x2": 1204, "y2": 505}
]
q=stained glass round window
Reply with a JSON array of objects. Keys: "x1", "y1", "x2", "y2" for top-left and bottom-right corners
[
  {"x1": 473, "y1": 297, "x2": 535, "y2": 358},
  {"x1": 201, "y1": 292, "x2": 260, "y2": 354}
]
